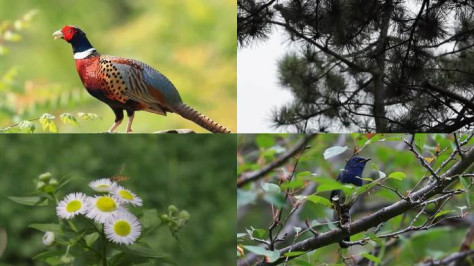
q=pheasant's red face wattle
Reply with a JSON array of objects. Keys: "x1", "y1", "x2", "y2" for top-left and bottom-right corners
[{"x1": 61, "y1": 25, "x2": 77, "y2": 41}]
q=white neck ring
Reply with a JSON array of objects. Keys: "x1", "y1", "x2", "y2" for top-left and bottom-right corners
[{"x1": 74, "y1": 48, "x2": 96, "y2": 59}]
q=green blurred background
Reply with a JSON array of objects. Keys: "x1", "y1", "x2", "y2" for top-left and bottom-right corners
[
  {"x1": 0, "y1": 0, "x2": 236, "y2": 133},
  {"x1": 0, "y1": 134, "x2": 236, "y2": 265}
]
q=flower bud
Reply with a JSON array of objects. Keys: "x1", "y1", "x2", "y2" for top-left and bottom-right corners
[
  {"x1": 42, "y1": 231, "x2": 55, "y2": 246},
  {"x1": 38, "y1": 172, "x2": 52, "y2": 181}
]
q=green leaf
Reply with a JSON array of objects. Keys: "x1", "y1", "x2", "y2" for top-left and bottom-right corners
[
  {"x1": 243, "y1": 245, "x2": 280, "y2": 263},
  {"x1": 28, "y1": 223, "x2": 61, "y2": 234},
  {"x1": 8, "y1": 196, "x2": 48, "y2": 206},
  {"x1": 59, "y1": 113, "x2": 79, "y2": 126},
  {"x1": 237, "y1": 189, "x2": 257, "y2": 207},
  {"x1": 251, "y1": 228, "x2": 267, "y2": 239},
  {"x1": 459, "y1": 176, "x2": 470, "y2": 207},
  {"x1": 263, "y1": 193, "x2": 287, "y2": 208},
  {"x1": 84, "y1": 232, "x2": 99, "y2": 247},
  {"x1": 115, "y1": 243, "x2": 176, "y2": 264},
  {"x1": 323, "y1": 146, "x2": 348, "y2": 160},
  {"x1": 415, "y1": 134, "x2": 427, "y2": 151},
  {"x1": 280, "y1": 179, "x2": 304, "y2": 190},
  {"x1": 296, "y1": 171, "x2": 311, "y2": 178},
  {"x1": 39, "y1": 113, "x2": 57, "y2": 133},
  {"x1": 306, "y1": 195, "x2": 332, "y2": 207},
  {"x1": 18, "y1": 121, "x2": 35, "y2": 133},
  {"x1": 261, "y1": 182, "x2": 281, "y2": 193},
  {"x1": 434, "y1": 210, "x2": 453, "y2": 219},
  {"x1": 284, "y1": 251, "x2": 305, "y2": 257},
  {"x1": 388, "y1": 172, "x2": 406, "y2": 180},
  {"x1": 361, "y1": 253, "x2": 381, "y2": 263},
  {"x1": 313, "y1": 177, "x2": 355, "y2": 195},
  {"x1": 33, "y1": 250, "x2": 64, "y2": 264},
  {"x1": 109, "y1": 253, "x2": 152, "y2": 266},
  {"x1": 256, "y1": 135, "x2": 275, "y2": 149},
  {"x1": 356, "y1": 181, "x2": 377, "y2": 196},
  {"x1": 237, "y1": 233, "x2": 246, "y2": 238}
]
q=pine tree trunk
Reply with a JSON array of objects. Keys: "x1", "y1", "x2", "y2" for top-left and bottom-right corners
[{"x1": 373, "y1": 0, "x2": 394, "y2": 132}]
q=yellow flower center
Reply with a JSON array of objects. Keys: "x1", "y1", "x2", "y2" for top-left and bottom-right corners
[
  {"x1": 119, "y1": 190, "x2": 134, "y2": 200},
  {"x1": 66, "y1": 200, "x2": 82, "y2": 213},
  {"x1": 96, "y1": 196, "x2": 116, "y2": 212},
  {"x1": 114, "y1": 221, "x2": 131, "y2": 236}
]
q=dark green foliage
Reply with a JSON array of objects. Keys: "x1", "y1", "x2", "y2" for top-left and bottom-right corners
[{"x1": 239, "y1": 0, "x2": 474, "y2": 132}]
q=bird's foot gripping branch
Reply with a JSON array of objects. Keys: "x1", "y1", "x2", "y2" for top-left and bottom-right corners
[
  {"x1": 9, "y1": 173, "x2": 190, "y2": 265},
  {"x1": 237, "y1": 133, "x2": 474, "y2": 265}
]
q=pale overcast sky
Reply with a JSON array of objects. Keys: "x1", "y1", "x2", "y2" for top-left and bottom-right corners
[{"x1": 237, "y1": 28, "x2": 294, "y2": 133}]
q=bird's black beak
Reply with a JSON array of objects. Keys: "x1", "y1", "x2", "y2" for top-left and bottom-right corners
[{"x1": 364, "y1": 158, "x2": 371, "y2": 163}]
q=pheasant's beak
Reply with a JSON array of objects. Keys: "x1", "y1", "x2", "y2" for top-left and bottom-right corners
[{"x1": 52, "y1": 30, "x2": 64, "y2": 40}]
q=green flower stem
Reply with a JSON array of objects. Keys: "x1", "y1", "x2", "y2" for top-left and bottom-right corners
[
  {"x1": 101, "y1": 226, "x2": 108, "y2": 266},
  {"x1": 52, "y1": 193, "x2": 65, "y2": 228}
]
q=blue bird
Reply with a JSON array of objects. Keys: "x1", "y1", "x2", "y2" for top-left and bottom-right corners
[{"x1": 330, "y1": 155, "x2": 370, "y2": 247}]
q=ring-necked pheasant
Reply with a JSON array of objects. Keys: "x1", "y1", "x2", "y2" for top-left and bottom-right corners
[{"x1": 52, "y1": 25, "x2": 230, "y2": 133}]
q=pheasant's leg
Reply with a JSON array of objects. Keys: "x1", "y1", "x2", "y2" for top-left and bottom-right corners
[
  {"x1": 107, "y1": 120, "x2": 122, "y2": 133},
  {"x1": 108, "y1": 107, "x2": 124, "y2": 133},
  {"x1": 126, "y1": 110, "x2": 135, "y2": 133}
]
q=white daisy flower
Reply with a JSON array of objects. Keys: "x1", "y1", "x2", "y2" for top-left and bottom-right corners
[
  {"x1": 56, "y1": 192, "x2": 88, "y2": 219},
  {"x1": 104, "y1": 212, "x2": 141, "y2": 245},
  {"x1": 42, "y1": 231, "x2": 55, "y2": 246},
  {"x1": 86, "y1": 195, "x2": 123, "y2": 223},
  {"x1": 89, "y1": 178, "x2": 116, "y2": 193},
  {"x1": 111, "y1": 185, "x2": 143, "y2": 206}
]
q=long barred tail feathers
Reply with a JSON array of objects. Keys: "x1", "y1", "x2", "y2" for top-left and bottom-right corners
[{"x1": 173, "y1": 103, "x2": 231, "y2": 133}]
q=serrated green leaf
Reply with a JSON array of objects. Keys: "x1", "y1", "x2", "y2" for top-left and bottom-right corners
[
  {"x1": 8, "y1": 196, "x2": 48, "y2": 206},
  {"x1": 388, "y1": 172, "x2": 406, "y2": 180},
  {"x1": 323, "y1": 146, "x2": 348, "y2": 160},
  {"x1": 243, "y1": 245, "x2": 280, "y2": 263}
]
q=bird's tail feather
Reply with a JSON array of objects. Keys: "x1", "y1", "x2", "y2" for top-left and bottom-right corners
[{"x1": 173, "y1": 103, "x2": 231, "y2": 133}]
